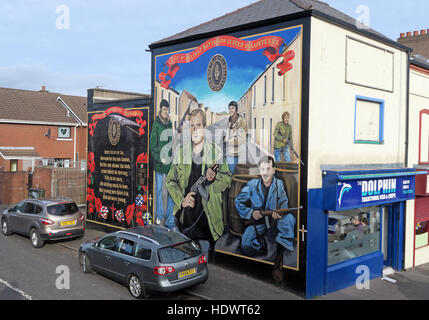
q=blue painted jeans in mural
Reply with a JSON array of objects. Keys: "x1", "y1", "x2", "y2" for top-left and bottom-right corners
[
  {"x1": 274, "y1": 147, "x2": 291, "y2": 162},
  {"x1": 155, "y1": 172, "x2": 175, "y2": 229},
  {"x1": 226, "y1": 156, "x2": 238, "y2": 174},
  {"x1": 241, "y1": 214, "x2": 296, "y2": 256}
]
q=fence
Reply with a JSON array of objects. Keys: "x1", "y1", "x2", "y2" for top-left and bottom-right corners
[{"x1": 0, "y1": 167, "x2": 86, "y2": 206}]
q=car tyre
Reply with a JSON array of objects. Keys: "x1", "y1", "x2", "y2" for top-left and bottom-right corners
[
  {"x1": 30, "y1": 228, "x2": 44, "y2": 248},
  {"x1": 1, "y1": 219, "x2": 12, "y2": 236},
  {"x1": 128, "y1": 274, "x2": 149, "y2": 299},
  {"x1": 79, "y1": 252, "x2": 93, "y2": 274}
]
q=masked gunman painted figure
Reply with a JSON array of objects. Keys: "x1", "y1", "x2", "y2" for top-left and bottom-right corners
[
  {"x1": 149, "y1": 99, "x2": 175, "y2": 229},
  {"x1": 234, "y1": 155, "x2": 296, "y2": 282},
  {"x1": 166, "y1": 109, "x2": 232, "y2": 261}
]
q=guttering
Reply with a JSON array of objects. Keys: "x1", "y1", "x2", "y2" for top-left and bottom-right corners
[
  {"x1": 57, "y1": 96, "x2": 83, "y2": 167},
  {"x1": 56, "y1": 96, "x2": 85, "y2": 126},
  {"x1": 0, "y1": 119, "x2": 78, "y2": 126}
]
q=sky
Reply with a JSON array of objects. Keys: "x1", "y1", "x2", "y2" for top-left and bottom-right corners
[{"x1": 0, "y1": 0, "x2": 428, "y2": 98}]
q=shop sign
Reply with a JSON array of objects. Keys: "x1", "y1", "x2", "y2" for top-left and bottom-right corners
[{"x1": 323, "y1": 170, "x2": 417, "y2": 211}]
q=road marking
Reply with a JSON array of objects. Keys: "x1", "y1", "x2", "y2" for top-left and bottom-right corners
[{"x1": 0, "y1": 278, "x2": 34, "y2": 300}]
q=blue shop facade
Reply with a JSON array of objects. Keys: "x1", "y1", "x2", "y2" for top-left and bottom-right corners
[{"x1": 306, "y1": 168, "x2": 421, "y2": 297}]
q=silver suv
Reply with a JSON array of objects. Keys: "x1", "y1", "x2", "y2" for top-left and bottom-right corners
[
  {"x1": 79, "y1": 226, "x2": 208, "y2": 299},
  {"x1": 1, "y1": 197, "x2": 85, "y2": 248}
]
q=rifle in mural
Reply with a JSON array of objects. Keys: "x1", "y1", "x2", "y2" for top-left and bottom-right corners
[
  {"x1": 286, "y1": 138, "x2": 304, "y2": 166},
  {"x1": 176, "y1": 160, "x2": 221, "y2": 235},
  {"x1": 244, "y1": 206, "x2": 303, "y2": 227}
]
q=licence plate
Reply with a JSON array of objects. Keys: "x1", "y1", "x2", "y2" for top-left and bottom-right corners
[
  {"x1": 178, "y1": 268, "x2": 196, "y2": 279},
  {"x1": 60, "y1": 220, "x2": 76, "y2": 227}
]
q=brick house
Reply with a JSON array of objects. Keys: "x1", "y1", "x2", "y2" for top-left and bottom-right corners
[{"x1": 0, "y1": 86, "x2": 87, "y2": 172}]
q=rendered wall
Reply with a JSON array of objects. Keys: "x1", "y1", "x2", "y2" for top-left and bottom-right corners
[
  {"x1": 308, "y1": 17, "x2": 408, "y2": 190},
  {"x1": 406, "y1": 67, "x2": 429, "y2": 268},
  {"x1": 306, "y1": 16, "x2": 409, "y2": 297}
]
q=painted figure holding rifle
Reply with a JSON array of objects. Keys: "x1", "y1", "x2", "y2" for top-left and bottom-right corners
[{"x1": 234, "y1": 155, "x2": 296, "y2": 282}]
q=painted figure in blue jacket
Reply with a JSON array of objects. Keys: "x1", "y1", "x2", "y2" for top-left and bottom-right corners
[{"x1": 234, "y1": 155, "x2": 296, "y2": 282}]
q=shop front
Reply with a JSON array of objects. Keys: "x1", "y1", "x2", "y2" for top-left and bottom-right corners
[{"x1": 319, "y1": 168, "x2": 418, "y2": 294}]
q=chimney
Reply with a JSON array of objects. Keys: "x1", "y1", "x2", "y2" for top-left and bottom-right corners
[
  {"x1": 398, "y1": 27, "x2": 429, "y2": 60},
  {"x1": 40, "y1": 85, "x2": 49, "y2": 93}
]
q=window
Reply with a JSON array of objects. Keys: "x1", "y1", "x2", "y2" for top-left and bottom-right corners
[
  {"x1": 158, "y1": 241, "x2": 201, "y2": 264},
  {"x1": 135, "y1": 243, "x2": 152, "y2": 260},
  {"x1": 118, "y1": 238, "x2": 135, "y2": 256},
  {"x1": 98, "y1": 236, "x2": 118, "y2": 251},
  {"x1": 58, "y1": 127, "x2": 71, "y2": 139},
  {"x1": 354, "y1": 96, "x2": 384, "y2": 144},
  {"x1": 47, "y1": 202, "x2": 79, "y2": 216},
  {"x1": 35, "y1": 205, "x2": 43, "y2": 214},
  {"x1": 24, "y1": 202, "x2": 35, "y2": 214},
  {"x1": 253, "y1": 86, "x2": 256, "y2": 108},
  {"x1": 175, "y1": 97, "x2": 178, "y2": 115},
  {"x1": 282, "y1": 73, "x2": 286, "y2": 101},
  {"x1": 263, "y1": 75, "x2": 267, "y2": 105},
  {"x1": 416, "y1": 221, "x2": 429, "y2": 248},
  {"x1": 328, "y1": 207, "x2": 381, "y2": 266},
  {"x1": 419, "y1": 110, "x2": 429, "y2": 164},
  {"x1": 269, "y1": 118, "x2": 273, "y2": 149},
  {"x1": 13, "y1": 201, "x2": 25, "y2": 213},
  {"x1": 271, "y1": 67, "x2": 275, "y2": 103},
  {"x1": 10, "y1": 160, "x2": 18, "y2": 172},
  {"x1": 168, "y1": 92, "x2": 171, "y2": 106},
  {"x1": 261, "y1": 118, "x2": 265, "y2": 147}
]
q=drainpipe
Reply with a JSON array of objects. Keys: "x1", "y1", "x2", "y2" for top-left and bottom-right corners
[
  {"x1": 405, "y1": 51, "x2": 410, "y2": 168},
  {"x1": 57, "y1": 97, "x2": 84, "y2": 168}
]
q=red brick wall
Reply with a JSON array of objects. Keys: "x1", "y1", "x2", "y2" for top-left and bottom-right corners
[
  {"x1": 0, "y1": 171, "x2": 28, "y2": 204},
  {"x1": 0, "y1": 123, "x2": 87, "y2": 169},
  {"x1": 32, "y1": 167, "x2": 53, "y2": 198}
]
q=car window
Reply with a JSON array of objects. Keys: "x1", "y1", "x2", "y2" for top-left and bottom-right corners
[
  {"x1": 158, "y1": 241, "x2": 202, "y2": 264},
  {"x1": 47, "y1": 202, "x2": 79, "y2": 216},
  {"x1": 134, "y1": 243, "x2": 152, "y2": 260},
  {"x1": 35, "y1": 205, "x2": 43, "y2": 214},
  {"x1": 98, "y1": 236, "x2": 118, "y2": 251},
  {"x1": 14, "y1": 201, "x2": 26, "y2": 213},
  {"x1": 24, "y1": 202, "x2": 35, "y2": 214},
  {"x1": 118, "y1": 238, "x2": 135, "y2": 256}
]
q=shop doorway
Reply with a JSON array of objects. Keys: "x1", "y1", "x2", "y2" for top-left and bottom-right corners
[{"x1": 382, "y1": 203, "x2": 405, "y2": 271}]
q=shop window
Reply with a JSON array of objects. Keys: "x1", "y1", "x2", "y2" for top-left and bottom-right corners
[
  {"x1": 419, "y1": 110, "x2": 429, "y2": 164},
  {"x1": 354, "y1": 96, "x2": 384, "y2": 144},
  {"x1": 328, "y1": 207, "x2": 381, "y2": 266},
  {"x1": 416, "y1": 221, "x2": 429, "y2": 248}
]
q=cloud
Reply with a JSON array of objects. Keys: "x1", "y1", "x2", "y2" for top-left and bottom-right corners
[{"x1": 0, "y1": 64, "x2": 120, "y2": 96}]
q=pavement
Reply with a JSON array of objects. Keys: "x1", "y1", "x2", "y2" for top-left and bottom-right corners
[{"x1": 2, "y1": 203, "x2": 429, "y2": 300}]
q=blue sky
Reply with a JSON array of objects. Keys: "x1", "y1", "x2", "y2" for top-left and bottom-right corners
[{"x1": 0, "y1": 0, "x2": 428, "y2": 97}]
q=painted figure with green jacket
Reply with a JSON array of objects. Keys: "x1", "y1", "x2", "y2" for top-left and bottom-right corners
[
  {"x1": 166, "y1": 108, "x2": 232, "y2": 259},
  {"x1": 273, "y1": 111, "x2": 293, "y2": 162},
  {"x1": 149, "y1": 99, "x2": 175, "y2": 229}
]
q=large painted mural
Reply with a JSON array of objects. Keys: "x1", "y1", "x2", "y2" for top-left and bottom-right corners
[
  {"x1": 87, "y1": 104, "x2": 152, "y2": 228},
  {"x1": 153, "y1": 25, "x2": 304, "y2": 273}
]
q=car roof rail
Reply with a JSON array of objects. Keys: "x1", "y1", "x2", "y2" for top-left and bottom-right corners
[{"x1": 117, "y1": 230, "x2": 160, "y2": 246}]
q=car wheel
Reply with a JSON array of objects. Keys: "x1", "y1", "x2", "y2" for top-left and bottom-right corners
[
  {"x1": 128, "y1": 274, "x2": 149, "y2": 299},
  {"x1": 79, "y1": 252, "x2": 93, "y2": 274},
  {"x1": 30, "y1": 228, "x2": 44, "y2": 248},
  {"x1": 1, "y1": 219, "x2": 12, "y2": 236}
]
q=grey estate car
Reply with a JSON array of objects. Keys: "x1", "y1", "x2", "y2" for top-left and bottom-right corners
[
  {"x1": 1, "y1": 197, "x2": 85, "y2": 248},
  {"x1": 78, "y1": 225, "x2": 209, "y2": 299}
]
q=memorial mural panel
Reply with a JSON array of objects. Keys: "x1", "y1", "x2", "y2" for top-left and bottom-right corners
[{"x1": 87, "y1": 105, "x2": 152, "y2": 228}]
